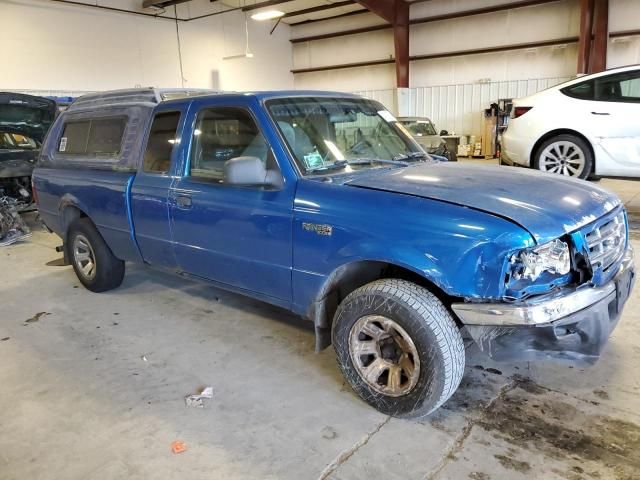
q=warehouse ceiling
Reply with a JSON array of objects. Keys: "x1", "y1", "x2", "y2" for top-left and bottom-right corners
[
  {"x1": 214, "y1": 0, "x2": 366, "y2": 25},
  {"x1": 137, "y1": 0, "x2": 427, "y2": 25}
]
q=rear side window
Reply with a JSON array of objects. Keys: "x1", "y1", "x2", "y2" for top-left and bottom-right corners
[
  {"x1": 58, "y1": 116, "x2": 126, "y2": 155},
  {"x1": 143, "y1": 111, "x2": 181, "y2": 174},
  {"x1": 561, "y1": 80, "x2": 594, "y2": 100},
  {"x1": 60, "y1": 120, "x2": 90, "y2": 153}
]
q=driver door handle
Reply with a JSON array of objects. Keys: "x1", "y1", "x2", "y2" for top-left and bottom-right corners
[{"x1": 591, "y1": 111, "x2": 610, "y2": 115}]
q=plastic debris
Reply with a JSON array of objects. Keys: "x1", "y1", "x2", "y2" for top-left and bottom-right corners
[
  {"x1": 185, "y1": 386, "x2": 214, "y2": 408},
  {"x1": 141, "y1": 355, "x2": 148, "y2": 362},
  {"x1": 171, "y1": 440, "x2": 187, "y2": 454}
]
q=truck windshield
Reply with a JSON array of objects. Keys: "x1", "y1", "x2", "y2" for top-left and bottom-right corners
[{"x1": 266, "y1": 97, "x2": 427, "y2": 175}]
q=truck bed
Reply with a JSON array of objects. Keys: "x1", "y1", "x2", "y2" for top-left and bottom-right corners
[{"x1": 34, "y1": 168, "x2": 141, "y2": 262}]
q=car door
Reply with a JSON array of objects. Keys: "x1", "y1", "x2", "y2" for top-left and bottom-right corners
[
  {"x1": 563, "y1": 70, "x2": 640, "y2": 177},
  {"x1": 590, "y1": 70, "x2": 640, "y2": 176},
  {"x1": 130, "y1": 105, "x2": 187, "y2": 268},
  {"x1": 169, "y1": 97, "x2": 295, "y2": 305}
]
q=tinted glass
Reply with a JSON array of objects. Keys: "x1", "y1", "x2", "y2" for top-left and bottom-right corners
[
  {"x1": 189, "y1": 107, "x2": 268, "y2": 181},
  {"x1": 596, "y1": 71, "x2": 640, "y2": 102},
  {"x1": 59, "y1": 117, "x2": 126, "y2": 155},
  {"x1": 143, "y1": 111, "x2": 181, "y2": 173},
  {"x1": 562, "y1": 80, "x2": 594, "y2": 100},
  {"x1": 59, "y1": 120, "x2": 90, "y2": 153},
  {"x1": 86, "y1": 117, "x2": 126, "y2": 154}
]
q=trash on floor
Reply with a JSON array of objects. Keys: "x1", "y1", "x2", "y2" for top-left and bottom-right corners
[
  {"x1": 0, "y1": 196, "x2": 31, "y2": 246},
  {"x1": 170, "y1": 440, "x2": 187, "y2": 454},
  {"x1": 185, "y1": 386, "x2": 214, "y2": 408}
]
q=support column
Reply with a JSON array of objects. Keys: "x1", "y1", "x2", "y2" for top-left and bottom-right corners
[
  {"x1": 589, "y1": 0, "x2": 609, "y2": 73},
  {"x1": 577, "y1": 0, "x2": 594, "y2": 74},
  {"x1": 394, "y1": 0, "x2": 410, "y2": 88},
  {"x1": 355, "y1": 0, "x2": 410, "y2": 88}
]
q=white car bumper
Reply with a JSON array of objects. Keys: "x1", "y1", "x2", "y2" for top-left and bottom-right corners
[{"x1": 501, "y1": 130, "x2": 532, "y2": 167}]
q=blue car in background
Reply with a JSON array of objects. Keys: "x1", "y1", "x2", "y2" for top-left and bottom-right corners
[{"x1": 33, "y1": 89, "x2": 635, "y2": 417}]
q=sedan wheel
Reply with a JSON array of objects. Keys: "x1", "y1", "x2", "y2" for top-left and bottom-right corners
[
  {"x1": 539, "y1": 141, "x2": 585, "y2": 177},
  {"x1": 534, "y1": 134, "x2": 593, "y2": 180}
]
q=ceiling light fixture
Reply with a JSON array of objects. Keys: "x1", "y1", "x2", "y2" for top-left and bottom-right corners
[{"x1": 251, "y1": 10, "x2": 284, "y2": 21}]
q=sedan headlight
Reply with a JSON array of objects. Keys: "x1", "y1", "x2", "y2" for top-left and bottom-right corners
[{"x1": 510, "y1": 239, "x2": 571, "y2": 282}]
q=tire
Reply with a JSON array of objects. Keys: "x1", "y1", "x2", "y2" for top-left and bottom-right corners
[
  {"x1": 332, "y1": 279, "x2": 465, "y2": 418},
  {"x1": 533, "y1": 134, "x2": 593, "y2": 179},
  {"x1": 67, "y1": 218, "x2": 125, "y2": 292}
]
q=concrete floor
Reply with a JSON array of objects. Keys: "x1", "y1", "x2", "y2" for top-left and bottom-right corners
[{"x1": 1, "y1": 186, "x2": 640, "y2": 479}]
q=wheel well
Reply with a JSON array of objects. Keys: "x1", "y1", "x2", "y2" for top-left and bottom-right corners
[
  {"x1": 530, "y1": 129, "x2": 595, "y2": 174},
  {"x1": 310, "y1": 260, "x2": 455, "y2": 351},
  {"x1": 60, "y1": 205, "x2": 88, "y2": 239}
]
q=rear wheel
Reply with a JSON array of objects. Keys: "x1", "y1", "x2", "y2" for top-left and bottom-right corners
[
  {"x1": 533, "y1": 134, "x2": 592, "y2": 179},
  {"x1": 67, "y1": 218, "x2": 125, "y2": 292},
  {"x1": 332, "y1": 279, "x2": 465, "y2": 418}
]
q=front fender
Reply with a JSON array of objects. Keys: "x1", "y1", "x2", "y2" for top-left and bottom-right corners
[{"x1": 291, "y1": 179, "x2": 535, "y2": 316}]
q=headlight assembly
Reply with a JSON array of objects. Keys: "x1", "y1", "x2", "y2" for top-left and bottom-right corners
[{"x1": 510, "y1": 239, "x2": 571, "y2": 282}]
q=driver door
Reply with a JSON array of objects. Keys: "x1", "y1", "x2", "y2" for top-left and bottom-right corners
[{"x1": 169, "y1": 97, "x2": 294, "y2": 305}]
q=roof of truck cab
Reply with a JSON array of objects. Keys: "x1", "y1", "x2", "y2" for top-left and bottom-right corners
[
  {"x1": 160, "y1": 90, "x2": 364, "y2": 106},
  {"x1": 67, "y1": 89, "x2": 367, "y2": 112}
]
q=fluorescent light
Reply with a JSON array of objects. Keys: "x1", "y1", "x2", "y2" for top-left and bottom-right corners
[{"x1": 251, "y1": 10, "x2": 284, "y2": 21}]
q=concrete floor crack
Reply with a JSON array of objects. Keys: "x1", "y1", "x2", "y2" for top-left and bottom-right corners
[
  {"x1": 317, "y1": 416, "x2": 391, "y2": 480},
  {"x1": 424, "y1": 379, "x2": 518, "y2": 480}
]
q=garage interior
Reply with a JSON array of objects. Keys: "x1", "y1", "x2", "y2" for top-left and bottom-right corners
[{"x1": 2, "y1": 0, "x2": 640, "y2": 479}]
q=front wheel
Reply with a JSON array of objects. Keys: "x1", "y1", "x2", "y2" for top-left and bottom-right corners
[
  {"x1": 533, "y1": 134, "x2": 593, "y2": 179},
  {"x1": 332, "y1": 279, "x2": 465, "y2": 418}
]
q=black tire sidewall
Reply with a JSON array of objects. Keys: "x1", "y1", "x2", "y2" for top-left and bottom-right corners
[
  {"x1": 534, "y1": 134, "x2": 593, "y2": 179},
  {"x1": 67, "y1": 218, "x2": 124, "y2": 292},
  {"x1": 332, "y1": 288, "x2": 450, "y2": 418}
]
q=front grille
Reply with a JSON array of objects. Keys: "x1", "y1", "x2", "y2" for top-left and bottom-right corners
[{"x1": 585, "y1": 211, "x2": 627, "y2": 272}]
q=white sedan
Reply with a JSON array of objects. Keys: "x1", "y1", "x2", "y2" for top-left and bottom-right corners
[{"x1": 501, "y1": 64, "x2": 640, "y2": 179}]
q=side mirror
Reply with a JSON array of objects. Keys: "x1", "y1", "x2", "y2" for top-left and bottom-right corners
[{"x1": 223, "y1": 156, "x2": 282, "y2": 188}]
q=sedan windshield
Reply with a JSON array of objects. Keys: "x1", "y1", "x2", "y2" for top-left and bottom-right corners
[
  {"x1": 266, "y1": 97, "x2": 427, "y2": 175},
  {"x1": 401, "y1": 120, "x2": 437, "y2": 137}
]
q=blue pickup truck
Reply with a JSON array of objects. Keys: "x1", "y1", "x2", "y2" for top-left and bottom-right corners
[{"x1": 33, "y1": 88, "x2": 635, "y2": 417}]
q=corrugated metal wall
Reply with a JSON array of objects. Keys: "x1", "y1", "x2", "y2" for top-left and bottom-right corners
[{"x1": 355, "y1": 76, "x2": 571, "y2": 137}]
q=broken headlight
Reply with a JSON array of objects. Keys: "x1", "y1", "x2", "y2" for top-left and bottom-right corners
[{"x1": 510, "y1": 239, "x2": 571, "y2": 282}]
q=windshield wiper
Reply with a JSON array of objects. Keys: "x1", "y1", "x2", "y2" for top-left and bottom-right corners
[
  {"x1": 393, "y1": 152, "x2": 429, "y2": 161},
  {"x1": 306, "y1": 157, "x2": 409, "y2": 174}
]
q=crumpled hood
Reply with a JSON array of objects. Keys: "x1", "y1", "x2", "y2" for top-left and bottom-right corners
[
  {"x1": 347, "y1": 162, "x2": 620, "y2": 244},
  {"x1": 0, "y1": 92, "x2": 57, "y2": 143}
]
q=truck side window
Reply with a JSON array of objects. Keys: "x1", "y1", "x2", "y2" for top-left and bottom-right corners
[
  {"x1": 58, "y1": 116, "x2": 126, "y2": 156},
  {"x1": 143, "y1": 111, "x2": 181, "y2": 174},
  {"x1": 189, "y1": 107, "x2": 269, "y2": 182},
  {"x1": 59, "y1": 120, "x2": 90, "y2": 154}
]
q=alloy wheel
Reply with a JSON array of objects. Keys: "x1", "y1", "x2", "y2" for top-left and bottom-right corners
[{"x1": 538, "y1": 141, "x2": 586, "y2": 177}]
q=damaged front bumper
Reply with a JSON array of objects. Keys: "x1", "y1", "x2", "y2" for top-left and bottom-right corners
[{"x1": 452, "y1": 247, "x2": 635, "y2": 364}]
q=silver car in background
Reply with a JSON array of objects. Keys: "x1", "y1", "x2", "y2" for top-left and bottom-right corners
[{"x1": 398, "y1": 116, "x2": 457, "y2": 162}]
